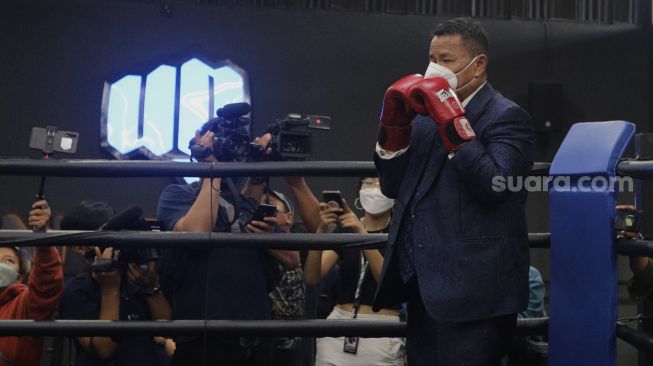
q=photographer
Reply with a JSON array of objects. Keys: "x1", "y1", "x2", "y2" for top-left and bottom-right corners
[
  {"x1": 58, "y1": 202, "x2": 173, "y2": 366},
  {"x1": 59, "y1": 200, "x2": 115, "y2": 280},
  {"x1": 0, "y1": 199, "x2": 64, "y2": 366},
  {"x1": 156, "y1": 130, "x2": 282, "y2": 366}
]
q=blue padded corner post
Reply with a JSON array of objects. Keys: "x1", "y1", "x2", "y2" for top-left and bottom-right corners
[{"x1": 549, "y1": 121, "x2": 635, "y2": 366}]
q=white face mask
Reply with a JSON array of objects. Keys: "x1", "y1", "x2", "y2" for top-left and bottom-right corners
[
  {"x1": 359, "y1": 188, "x2": 395, "y2": 215},
  {"x1": 0, "y1": 263, "x2": 18, "y2": 288},
  {"x1": 424, "y1": 55, "x2": 480, "y2": 91}
]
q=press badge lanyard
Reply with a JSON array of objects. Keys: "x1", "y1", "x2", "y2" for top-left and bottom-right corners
[{"x1": 351, "y1": 254, "x2": 369, "y2": 319}]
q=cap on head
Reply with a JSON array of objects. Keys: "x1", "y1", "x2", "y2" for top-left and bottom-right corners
[{"x1": 269, "y1": 191, "x2": 294, "y2": 214}]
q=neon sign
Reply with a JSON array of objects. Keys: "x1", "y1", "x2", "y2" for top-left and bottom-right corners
[{"x1": 101, "y1": 58, "x2": 250, "y2": 160}]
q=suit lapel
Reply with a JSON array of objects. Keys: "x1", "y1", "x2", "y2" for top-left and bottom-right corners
[
  {"x1": 413, "y1": 137, "x2": 447, "y2": 202},
  {"x1": 463, "y1": 82, "x2": 496, "y2": 127},
  {"x1": 411, "y1": 83, "x2": 497, "y2": 203},
  {"x1": 399, "y1": 119, "x2": 438, "y2": 206}
]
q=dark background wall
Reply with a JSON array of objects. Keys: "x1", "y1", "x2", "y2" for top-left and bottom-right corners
[
  {"x1": 0, "y1": 0, "x2": 651, "y2": 364},
  {"x1": 0, "y1": 0, "x2": 649, "y2": 224}
]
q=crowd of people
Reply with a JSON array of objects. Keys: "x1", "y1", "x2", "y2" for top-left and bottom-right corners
[{"x1": 0, "y1": 17, "x2": 650, "y2": 366}]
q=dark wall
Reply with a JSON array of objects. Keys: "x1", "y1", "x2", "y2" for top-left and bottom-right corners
[{"x1": 0, "y1": 0, "x2": 650, "y2": 227}]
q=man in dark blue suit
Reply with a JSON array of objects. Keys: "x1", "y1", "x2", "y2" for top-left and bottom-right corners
[{"x1": 373, "y1": 18, "x2": 534, "y2": 365}]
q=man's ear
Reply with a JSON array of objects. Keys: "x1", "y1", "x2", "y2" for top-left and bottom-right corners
[
  {"x1": 474, "y1": 54, "x2": 488, "y2": 77},
  {"x1": 286, "y1": 212, "x2": 295, "y2": 226}
]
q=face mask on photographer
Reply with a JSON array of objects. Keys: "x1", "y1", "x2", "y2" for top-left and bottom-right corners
[
  {"x1": 424, "y1": 55, "x2": 480, "y2": 91},
  {"x1": 0, "y1": 263, "x2": 18, "y2": 288},
  {"x1": 359, "y1": 188, "x2": 395, "y2": 215}
]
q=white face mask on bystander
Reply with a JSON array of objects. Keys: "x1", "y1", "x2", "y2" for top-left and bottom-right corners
[
  {"x1": 359, "y1": 188, "x2": 395, "y2": 215},
  {"x1": 0, "y1": 263, "x2": 18, "y2": 288}
]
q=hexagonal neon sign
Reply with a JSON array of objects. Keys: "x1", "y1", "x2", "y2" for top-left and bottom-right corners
[{"x1": 101, "y1": 58, "x2": 250, "y2": 160}]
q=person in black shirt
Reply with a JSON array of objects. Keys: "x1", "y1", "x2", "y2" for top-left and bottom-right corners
[
  {"x1": 59, "y1": 201, "x2": 173, "y2": 366},
  {"x1": 304, "y1": 177, "x2": 405, "y2": 366}
]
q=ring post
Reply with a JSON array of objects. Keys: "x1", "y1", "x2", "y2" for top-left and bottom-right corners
[{"x1": 549, "y1": 121, "x2": 635, "y2": 366}]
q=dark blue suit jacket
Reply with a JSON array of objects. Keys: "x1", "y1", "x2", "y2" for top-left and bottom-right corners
[{"x1": 373, "y1": 83, "x2": 534, "y2": 321}]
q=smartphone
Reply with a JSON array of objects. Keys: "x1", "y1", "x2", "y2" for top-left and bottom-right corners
[
  {"x1": 252, "y1": 204, "x2": 278, "y2": 222},
  {"x1": 322, "y1": 190, "x2": 343, "y2": 211},
  {"x1": 615, "y1": 207, "x2": 643, "y2": 233},
  {"x1": 29, "y1": 126, "x2": 79, "y2": 154}
]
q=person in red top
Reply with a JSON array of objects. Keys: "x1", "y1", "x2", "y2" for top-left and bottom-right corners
[{"x1": 0, "y1": 199, "x2": 64, "y2": 366}]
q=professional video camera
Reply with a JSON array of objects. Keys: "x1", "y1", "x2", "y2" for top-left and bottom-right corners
[
  {"x1": 190, "y1": 102, "x2": 331, "y2": 162},
  {"x1": 189, "y1": 102, "x2": 261, "y2": 162},
  {"x1": 263, "y1": 113, "x2": 331, "y2": 161},
  {"x1": 89, "y1": 206, "x2": 162, "y2": 272}
]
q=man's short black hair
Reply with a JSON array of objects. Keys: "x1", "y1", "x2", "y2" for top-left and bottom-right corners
[
  {"x1": 431, "y1": 17, "x2": 489, "y2": 56},
  {"x1": 60, "y1": 200, "x2": 115, "y2": 230}
]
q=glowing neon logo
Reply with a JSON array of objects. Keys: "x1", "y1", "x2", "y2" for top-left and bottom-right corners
[{"x1": 101, "y1": 58, "x2": 250, "y2": 159}]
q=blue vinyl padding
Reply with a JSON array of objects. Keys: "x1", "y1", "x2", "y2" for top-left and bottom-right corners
[
  {"x1": 551, "y1": 121, "x2": 636, "y2": 177},
  {"x1": 549, "y1": 121, "x2": 635, "y2": 366}
]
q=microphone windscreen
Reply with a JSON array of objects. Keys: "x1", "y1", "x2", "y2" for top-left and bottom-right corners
[{"x1": 217, "y1": 102, "x2": 251, "y2": 120}]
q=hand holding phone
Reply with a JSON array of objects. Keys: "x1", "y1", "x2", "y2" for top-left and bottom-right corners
[
  {"x1": 322, "y1": 190, "x2": 343, "y2": 212},
  {"x1": 615, "y1": 205, "x2": 643, "y2": 234},
  {"x1": 252, "y1": 204, "x2": 278, "y2": 223},
  {"x1": 29, "y1": 126, "x2": 79, "y2": 154}
]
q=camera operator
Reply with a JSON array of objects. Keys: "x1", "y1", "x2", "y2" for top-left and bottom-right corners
[
  {"x1": 0, "y1": 199, "x2": 64, "y2": 366},
  {"x1": 58, "y1": 202, "x2": 173, "y2": 366},
  {"x1": 157, "y1": 130, "x2": 286, "y2": 366}
]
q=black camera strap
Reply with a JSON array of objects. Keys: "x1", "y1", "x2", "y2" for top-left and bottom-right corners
[{"x1": 223, "y1": 177, "x2": 241, "y2": 227}]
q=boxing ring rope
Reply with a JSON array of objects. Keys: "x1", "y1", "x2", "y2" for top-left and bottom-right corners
[
  {"x1": 0, "y1": 159, "x2": 552, "y2": 178},
  {"x1": 0, "y1": 231, "x2": 552, "y2": 249},
  {"x1": 4, "y1": 130, "x2": 653, "y2": 358},
  {"x1": 0, "y1": 158, "x2": 557, "y2": 343},
  {"x1": 616, "y1": 160, "x2": 653, "y2": 179},
  {"x1": 616, "y1": 238, "x2": 653, "y2": 257},
  {"x1": 0, "y1": 317, "x2": 548, "y2": 337},
  {"x1": 616, "y1": 323, "x2": 653, "y2": 355}
]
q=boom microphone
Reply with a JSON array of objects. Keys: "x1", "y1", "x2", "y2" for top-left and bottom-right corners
[{"x1": 216, "y1": 102, "x2": 251, "y2": 120}]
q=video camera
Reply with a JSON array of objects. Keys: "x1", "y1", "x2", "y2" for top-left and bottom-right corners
[
  {"x1": 89, "y1": 206, "x2": 162, "y2": 272},
  {"x1": 189, "y1": 102, "x2": 331, "y2": 162},
  {"x1": 189, "y1": 102, "x2": 261, "y2": 162},
  {"x1": 263, "y1": 113, "x2": 331, "y2": 161}
]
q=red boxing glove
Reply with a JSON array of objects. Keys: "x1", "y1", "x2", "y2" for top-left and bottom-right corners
[
  {"x1": 377, "y1": 74, "x2": 423, "y2": 151},
  {"x1": 408, "y1": 77, "x2": 476, "y2": 152}
]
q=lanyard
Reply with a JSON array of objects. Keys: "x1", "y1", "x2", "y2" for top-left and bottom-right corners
[{"x1": 351, "y1": 252, "x2": 369, "y2": 319}]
